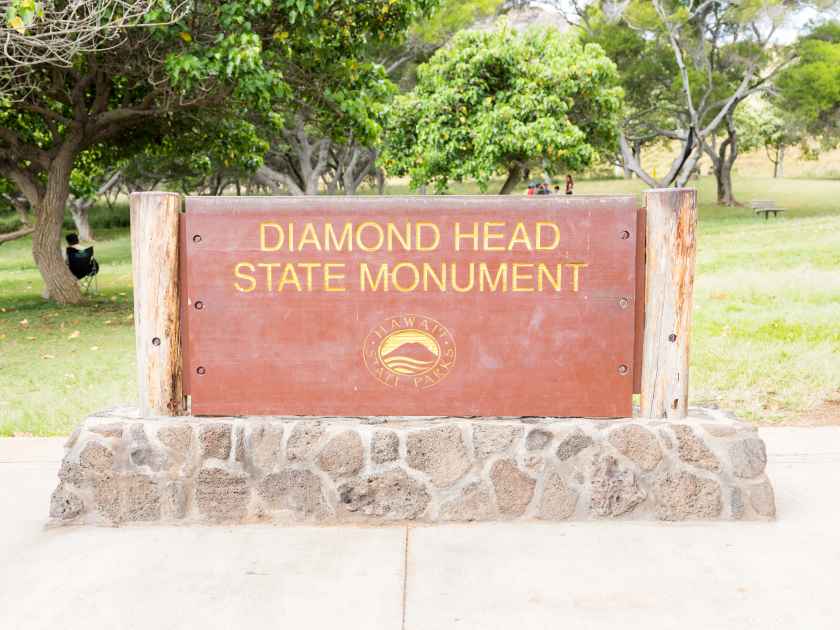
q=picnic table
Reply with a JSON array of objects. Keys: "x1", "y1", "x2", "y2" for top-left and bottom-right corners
[{"x1": 751, "y1": 200, "x2": 786, "y2": 219}]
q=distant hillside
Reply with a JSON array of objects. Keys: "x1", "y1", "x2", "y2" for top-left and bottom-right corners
[{"x1": 471, "y1": 2, "x2": 569, "y2": 33}]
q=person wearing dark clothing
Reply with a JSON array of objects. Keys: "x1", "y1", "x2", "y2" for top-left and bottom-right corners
[
  {"x1": 64, "y1": 233, "x2": 99, "y2": 283},
  {"x1": 565, "y1": 174, "x2": 574, "y2": 195}
]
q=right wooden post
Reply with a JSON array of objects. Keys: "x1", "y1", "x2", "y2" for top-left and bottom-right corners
[{"x1": 640, "y1": 188, "x2": 698, "y2": 419}]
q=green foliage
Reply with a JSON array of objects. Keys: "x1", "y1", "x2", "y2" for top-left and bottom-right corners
[
  {"x1": 124, "y1": 112, "x2": 268, "y2": 191},
  {"x1": 382, "y1": 26, "x2": 623, "y2": 192},
  {"x1": 581, "y1": 10, "x2": 677, "y2": 144},
  {"x1": 748, "y1": 101, "x2": 805, "y2": 157},
  {"x1": 776, "y1": 21, "x2": 840, "y2": 145},
  {"x1": 4, "y1": 0, "x2": 45, "y2": 34},
  {"x1": 1, "y1": 0, "x2": 441, "y2": 172},
  {"x1": 731, "y1": 103, "x2": 766, "y2": 154}
]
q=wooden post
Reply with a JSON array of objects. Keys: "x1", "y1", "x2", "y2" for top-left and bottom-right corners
[
  {"x1": 640, "y1": 188, "x2": 698, "y2": 419},
  {"x1": 129, "y1": 192, "x2": 186, "y2": 416}
]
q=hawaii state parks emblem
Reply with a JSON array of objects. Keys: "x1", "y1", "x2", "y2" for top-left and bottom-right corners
[{"x1": 362, "y1": 314, "x2": 456, "y2": 389}]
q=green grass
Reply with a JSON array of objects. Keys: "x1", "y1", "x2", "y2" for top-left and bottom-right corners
[
  {"x1": 566, "y1": 177, "x2": 840, "y2": 421},
  {"x1": 0, "y1": 218, "x2": 136, "y2": 436},
  {"x1": 1, "y1": 176, "x2": 839, "y2": 434}
]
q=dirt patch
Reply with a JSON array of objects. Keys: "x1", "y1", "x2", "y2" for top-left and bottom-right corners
[{"x1": 784, "y1": 400, "x2": 840, "y2": 427}]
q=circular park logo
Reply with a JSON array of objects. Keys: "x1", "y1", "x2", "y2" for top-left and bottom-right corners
[{"x1": 362, "y1": 314, "x2": 456, "y2": 390}]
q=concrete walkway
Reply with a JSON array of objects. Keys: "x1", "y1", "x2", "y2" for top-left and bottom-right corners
[{"x1": 1, "y1": 427, "x2": 839, "y2": 630}]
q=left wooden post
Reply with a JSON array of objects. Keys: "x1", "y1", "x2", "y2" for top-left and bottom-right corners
[{"x1": 129, "y1": 192, "x2": 186, "y2": 416}]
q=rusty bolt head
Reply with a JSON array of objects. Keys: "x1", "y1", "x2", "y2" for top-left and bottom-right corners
[
  {"x1": 151, "y1": 337, "x2": 161, "y2": 346},
  {"x1": 668, "y1": 333, "x2": 677, "y2": 342},
  {"x1": 192, "y1": 234, "x2": 202, "y2": 243},
  {"x1": 617, "y1": 364, "x2": 629, "y2": 375},
  {"x1": 620, "y1": 230, "x2": 630, "y2": 240},
  {"x1": 618, "y1": 297, "x2": 631, "y2": 309},
  {"x1": 194, "y1": 301, "x2": 204, "y2": 310},
  {"x1": 196, "y1": 366, "x2": 206, "y2": 375}
]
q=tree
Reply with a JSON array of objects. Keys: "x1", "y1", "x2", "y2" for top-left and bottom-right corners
[
  {"x1": 253, "y1": 0, "x2": 500, "y2": 197},
  {"x1": 0, "y1": 0, "x2": 438, "y2": 303},
  {"x1": 121, "y1": 112, "x2": 268, "y2": 196},
  {"x1": 580, "y1": 12, "x2": 678, "y2": 178},
  {"x1": 571, "y1": 0, "x2": 814, "y2": 193},
  {"x1": 699, "y1": 100, "x2": 765, "y2": 204},
  {"x1": 748, "y1": 103, "x2": 805, "y2": 179},
  {"x1": 775, "y1": 21, "x2": 840, "y2": 148},
  {"x1": 255, "y1": 56, "x2": 396, "y2": 196},
  {"x1": 381, "y1": 26, "x2": 623, "y2": 193}
]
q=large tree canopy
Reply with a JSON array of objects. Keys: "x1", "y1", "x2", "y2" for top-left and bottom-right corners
[
  {"x1": 0, "y1": 0, "x2": 437, "y2": 304},
  {"x1": 381, "y1": 26, "x2": 623, "y2": 193}
]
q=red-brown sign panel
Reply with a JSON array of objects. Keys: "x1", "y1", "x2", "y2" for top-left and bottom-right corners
[{"x1": 182, "y1": 195, "x2": 641, "y2": 417}]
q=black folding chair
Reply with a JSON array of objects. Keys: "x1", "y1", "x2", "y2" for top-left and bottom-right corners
[{"x1": 67, "y1": 246, "x2": 100, "y2": 294}]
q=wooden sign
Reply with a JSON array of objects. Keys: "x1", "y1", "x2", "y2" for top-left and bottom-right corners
[{"x1": 181, "y1": 195, "x2": 643, "y2": 417}]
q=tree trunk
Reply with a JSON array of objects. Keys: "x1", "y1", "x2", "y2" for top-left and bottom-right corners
[
  {"x1": 325, "y1": 172, "x2": 339, "y2": 194},
  {"x1": 717, "y1": 115, "x2": 739, "y2": 206},
  {"x1": 717, "y1": 164, "x2": 735, "y2": 206},
  {"x1": 375, "y1": 167, "x2": 385, "y2": 195},
  {"x1": 33, "y1": 142, "x2": 83, "y2": 304},
  {"x1": 774, "y1": 146, "x2": 785, "y2": 178},
  {"x1": 712, "y1": 138, "x2": 734, "y2": 206},
  {"x1": 304, "y1": 140, "x2": 330, "y2": 194},
  {"x1": 673, "y1": 143, "x2": 702, "y2": 189},
  {"x1": 340, "y1": 147, "x2": 376, "y2": 195},
  {"x1": 33, "y1": 206, "x2": 82, "y2": 304},
  {"x1": 622, "y1": 140, "x2": 642, "y2": 179},
  {"x1": 499, "y1": 164, "x2": 523, "y2": 194},
  {"x1": 70, "y1": 204, "x2": 95, "y2": 241}
]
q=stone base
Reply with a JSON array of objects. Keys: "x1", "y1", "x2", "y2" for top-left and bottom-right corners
[{"x1": 49, "y1": 408, "x2": 775, "y2": 525}]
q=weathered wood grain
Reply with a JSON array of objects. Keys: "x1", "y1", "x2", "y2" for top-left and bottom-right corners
[
  {"x1": 640, "y1": 188, "x2": 698, "y2": 419},
  {"x1": 633, "y1": 205, "x2": 646, "y2": 395},
  {"x1": 130, "y1": 192, "x2": 185, "y2": 416}
]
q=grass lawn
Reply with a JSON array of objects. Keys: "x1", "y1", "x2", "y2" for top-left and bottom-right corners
[
  {"x1": 1, "y1": 175, "x2": 839, "y2": 435},
  {"x1": 0, "y1": 229, "x2": 136, "y2": 435}
]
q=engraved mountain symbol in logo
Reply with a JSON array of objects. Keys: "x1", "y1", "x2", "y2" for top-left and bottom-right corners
[
  {"x1": 383, "y1": 342, "x2": 438, "y2": 362},
  {"x1": 381, "y1": 341, "x2": 438, "y2": 375},
  {"x1": 363, "y1": 315, "x2": 455, "y2": 388}
]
